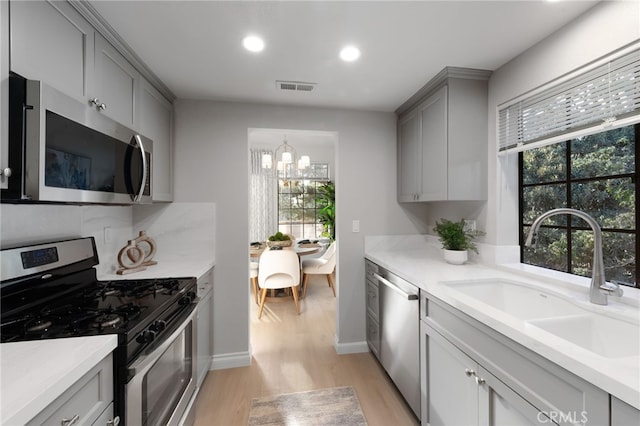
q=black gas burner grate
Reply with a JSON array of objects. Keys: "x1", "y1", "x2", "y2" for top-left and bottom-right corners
[{"x1": 98, "y1": 279, "x2": 181, "y2": 299}]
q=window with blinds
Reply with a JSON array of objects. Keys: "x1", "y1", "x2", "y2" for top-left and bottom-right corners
[{"x1": 499, "y1": 47, "x2": 640, "y2": 153}]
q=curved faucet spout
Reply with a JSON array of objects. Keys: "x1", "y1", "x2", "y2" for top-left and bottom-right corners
[{"x1": 525, "y1": 208, "x2": 621, "y2": 305}]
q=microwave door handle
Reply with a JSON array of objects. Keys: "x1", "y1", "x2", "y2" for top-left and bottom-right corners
[
  {"x1": 132, "y1": 135, "x2": 147, "y2": 202},
  {"x1": 20, "y1": 103, "x2": 34, "y2": 199}
]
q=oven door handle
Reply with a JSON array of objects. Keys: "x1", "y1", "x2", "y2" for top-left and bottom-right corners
[{"x1": 128, "y1": 307, "x2": 196, "y2": 378}]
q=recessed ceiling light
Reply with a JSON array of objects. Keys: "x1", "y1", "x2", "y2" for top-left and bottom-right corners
[
  {"x1": 340, "y1": 46, "x2": 360, "y2": 62},
  {"x1": 243, "y1": 35, "x2": 264, "y2": 53}
]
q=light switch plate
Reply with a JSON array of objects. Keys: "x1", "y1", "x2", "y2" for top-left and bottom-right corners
[{"x1": 352, "y1": 220, "x2": 360, "y2": 233}]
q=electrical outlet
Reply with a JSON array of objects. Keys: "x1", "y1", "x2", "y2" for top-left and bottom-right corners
[{"x1": 464, "y1": 220, "x2": 476, "y2": 232}]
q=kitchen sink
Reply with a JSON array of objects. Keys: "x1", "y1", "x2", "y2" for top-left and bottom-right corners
[
  {"x1": 443, "y1": 278, "x2": 640, "y2": 358},
  {"x1": 528, "y1": 314, "x2": 640, "y2": 358},
  {"x1": 444, "y1": 279, "x2": 584, "y2": 320}
]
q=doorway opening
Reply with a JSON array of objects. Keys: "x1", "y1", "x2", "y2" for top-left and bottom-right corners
[{"x1": 247, "y1": 127, "x2": 338, "y2": 352}]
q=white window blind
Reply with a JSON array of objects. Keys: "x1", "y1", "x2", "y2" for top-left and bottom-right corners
[{"x1": 498, "y1": 47, "x2": 640, "y2": 153}]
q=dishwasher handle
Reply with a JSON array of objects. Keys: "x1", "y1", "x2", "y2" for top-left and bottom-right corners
[{"x1": 373, "y1": 272, "x2": 418, "y2": 300}]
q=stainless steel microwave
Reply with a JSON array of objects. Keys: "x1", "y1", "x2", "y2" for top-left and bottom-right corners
[{"x1": 3, "y1": 73, "x2": 152, "y2": 204}]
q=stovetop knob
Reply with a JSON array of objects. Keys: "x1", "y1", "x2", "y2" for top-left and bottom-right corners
[
  {"x1": 179, "y1": 292, "x2": 196, "y2": 305},
  {"x1": 136, "y1": 330, "x2": 156, "y2": 344},
  {"x1": 149, "y1": 320, "x2": 166, "y2": 332}
]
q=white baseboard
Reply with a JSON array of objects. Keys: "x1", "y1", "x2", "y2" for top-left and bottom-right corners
[
  {"x1": 334, "y1": 338, "x2": 369, "y2": 355},
  {"x1": 210, "y1": 351, "x2": 251, "y2": 370}
]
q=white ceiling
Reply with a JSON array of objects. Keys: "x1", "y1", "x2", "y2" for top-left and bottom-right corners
[{"x1": 89, "y1": 0, "x2": 600, "y2": 113}]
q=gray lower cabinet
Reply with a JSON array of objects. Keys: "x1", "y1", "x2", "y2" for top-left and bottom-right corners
[
  {"x1": 423, "y1": 321, "x2": 547, "y2": 426},
  {"x1": 91, "y1": 402, "x2": 116, "y2": 426},
  {"x1": 26, "y1": 353, "x2": 116, "y2": 426},
  {"x1": 420, "y1": 292, "x2": 610, "y2": 426},
  {"x1": 196, "y1": 268, "x2": 214, "y2": 388},
  {"x1": 611, "y1": 397, "x2": 640, "y2": 426}
]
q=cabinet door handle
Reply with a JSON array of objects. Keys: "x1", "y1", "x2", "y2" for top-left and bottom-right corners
[
  {"x1": 0, "y1": 168, "x2": 12, "y2": 177},
  {"x1": 89, "y1": 98, "x2": 107, "y2": 110},
  {"x1": 107, "y1": 416, "x2": 121, "y2": 426},
  {"x1": 61, "y1": 414, "x2": 80, "y2": 426},
  {"x1": 475, "y1": 376, "x2": 486, "y2": 385},
  {"x1": 464, "y1": 368, "x2": 475, "y2": 377}
]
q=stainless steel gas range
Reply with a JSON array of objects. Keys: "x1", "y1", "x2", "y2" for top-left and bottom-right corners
[{"x1": 1, "y1": 237, "x2": 199, "y2": 426}]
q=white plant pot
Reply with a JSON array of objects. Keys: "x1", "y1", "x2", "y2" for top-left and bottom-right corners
[{"x1": 443, "y1": 249, "x2": 468, "y2": 265}]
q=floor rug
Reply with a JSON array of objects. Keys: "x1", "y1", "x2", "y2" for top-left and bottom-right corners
[{"x1": 247, "y1": 386, "x2": 368, "y2": 426}]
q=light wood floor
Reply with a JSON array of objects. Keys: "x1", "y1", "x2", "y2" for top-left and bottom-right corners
[{"x1": 194, "y1": 274, "x2": 419, "y2": 425}]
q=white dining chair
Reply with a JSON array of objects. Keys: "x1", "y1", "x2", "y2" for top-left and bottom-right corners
[
  {"x1": 300, "y1": 241, "x2": 336, "y2": 298},
  {"x1": 257, "y1": 249, "x2": 301, "y2": 319},
  {"x1": 249, "y1": 261, "x2": 259, "y2": 305}
]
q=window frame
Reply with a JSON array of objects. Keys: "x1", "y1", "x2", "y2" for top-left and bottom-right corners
[
  {"x1": 277, "y1": 162, "x2": 330, "y2": 240},
  {"x1": 518, "y1": 123, "x2": 639, "y2": 288}
]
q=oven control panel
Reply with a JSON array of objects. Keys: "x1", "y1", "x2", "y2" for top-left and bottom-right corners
[{"x1": 21, "y1": 247, "x2": 59, "y2": 269}]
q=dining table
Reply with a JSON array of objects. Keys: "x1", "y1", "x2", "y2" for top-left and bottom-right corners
[{"x1": 249, "y1": 242, "x2": 323, "y2": 258}]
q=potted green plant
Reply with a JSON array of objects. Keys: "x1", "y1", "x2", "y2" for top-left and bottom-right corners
[
  {"x1": 267, "y1": 231, "x2": 292, "y2": 248},
  {"x1": 433, "y1": 218, "x2": 484, "y2": 264}
]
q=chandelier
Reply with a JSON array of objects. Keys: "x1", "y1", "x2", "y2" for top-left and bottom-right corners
[{"x1": 262, "y1": 136, "x2": 310, "y2": 178}]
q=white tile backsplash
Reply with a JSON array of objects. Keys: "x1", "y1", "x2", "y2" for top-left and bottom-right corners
[
  {"x1": 81, "y1": 206, "x2": 133, "y2": 276},
  {"x1": 0, "y1": 204, "x2": 83, "y2": 247},
  {"x1": 0, "y1": 202, "x2": 216, "y2": 277},
  {"x1": 132, "y1": 202, "x2": 215, "y2": 262}
]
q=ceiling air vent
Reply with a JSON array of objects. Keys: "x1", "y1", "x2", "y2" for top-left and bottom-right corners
[{"x1": 276, "y1": 80, "x2": 316, "y2": 92}]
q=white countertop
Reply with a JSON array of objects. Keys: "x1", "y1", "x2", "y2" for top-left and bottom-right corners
[
  {"x1": 98, "y1": 255, "x2": 215, "y2": 281},
  {"x1": 0, "y1": 335, "x2": 118, "y2": 425},
  {"x1": 365, "y1": 235, "x2": 640, "y2": 410}
]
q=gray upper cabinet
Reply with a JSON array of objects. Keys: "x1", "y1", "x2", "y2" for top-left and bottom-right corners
[
  {"x1": 398, "y1": 86, "x2": 448, "y2": 202},
  {"x1": 396, "y1": 67, "x2": 491, "y2": 202},
  {"x1": 9, "y1": 0, "x2": 175, "y2": 203},
  {"x1": 10, "y1": 1, "x2": 138, "y2": 128},
  {"x1": 417, "y1": 85, "x2": 448, "y2": 201},
  {"x1": 398, "y1": 109, "x2": 420, "y2": 201},
  {"x1": 140, "y1": 79, "x2": 174, "y2": 202},
  {"x1": 93, "y1": 32, "x2": 139, "y2": 129},
  {"x1": 1, "y1": 0, "x2": 9, "y2": 190},
  {"x1": 10, "y1": 0, "x2": 94, "y2": 103}
]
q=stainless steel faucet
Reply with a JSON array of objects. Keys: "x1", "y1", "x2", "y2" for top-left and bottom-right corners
[{"x1": 525, "y1": 208, "x2": 623, "y2": 305}]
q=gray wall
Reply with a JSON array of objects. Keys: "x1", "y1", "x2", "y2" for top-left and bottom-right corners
[
  {"x1": 173, "y1": 100, "x2": 429, "y2": 360},
  {"x1": 484, "y1": 0, "x2": 640, "y2": 246}
]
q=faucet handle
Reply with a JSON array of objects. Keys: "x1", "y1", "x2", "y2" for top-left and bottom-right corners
[{"x1": 601, "y1": 281, "x2": 624, "y2": 298}]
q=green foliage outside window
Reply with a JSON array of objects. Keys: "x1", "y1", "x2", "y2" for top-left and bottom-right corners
[
  {"x1": 278, "y1": 179, "x2": 324, "y2": 239},
  {"x1": 316, "y1": 181, "x2": 335, "y2": 240},
  {"x1": 520, "y1": 125, "x2": 637, "y2": 287}
]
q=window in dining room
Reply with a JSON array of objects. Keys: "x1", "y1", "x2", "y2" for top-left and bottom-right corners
[{"x1": 278, "y1": 163, "x2": 330, "y2": 240}]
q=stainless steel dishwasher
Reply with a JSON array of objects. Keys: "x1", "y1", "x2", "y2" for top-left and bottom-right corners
[{"x1": 371, "y1": 264, "x2": 420, "y2": 418}]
